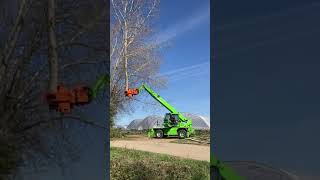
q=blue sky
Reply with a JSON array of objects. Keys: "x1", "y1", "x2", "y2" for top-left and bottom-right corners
[{"x1": 117, "y1": 0, "x2": 210, "y2": 126}]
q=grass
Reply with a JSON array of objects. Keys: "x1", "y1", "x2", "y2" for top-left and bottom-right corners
[
  {"x1": 111, "y1": 129, "x2": 211, "y2": 146},
  {"x1": 110, "y1": 128, "x2": 149, "y2": 139},
  {"x1": 110, "y1": 147, "x2": 210, "y2": 180}
]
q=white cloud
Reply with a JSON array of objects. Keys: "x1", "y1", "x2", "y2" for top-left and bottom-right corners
[
  {"x1": 153, "y1": 6, "x2": 210, "y2": 44},
  {"x1": 159, "y1": 60, "x2": 210, "y2": 82},
  {"x1": 152, "y1": 6, "x2": 210, "y2": 82},
  {"x1": 161, "y1": 61, "x2": 209, "y2": 76}
]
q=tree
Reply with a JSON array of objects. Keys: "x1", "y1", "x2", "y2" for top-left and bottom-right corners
[
  {"x1": 47, "y1": 0, "x2": 59, "y2": 93},
  {"x1": 0, "y1": 0, "x2": 108, "y2": 178},
  {"x1": 110, "y1": 0, "x2": 165, "y2": 126}
]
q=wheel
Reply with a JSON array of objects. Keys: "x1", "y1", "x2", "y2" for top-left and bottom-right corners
[
  {"x1": 155, "y1": 129, "x2": 163, "y2": 138},
  {"x1": 178, "y1": 129, "x2": 187, "y2": 139}
]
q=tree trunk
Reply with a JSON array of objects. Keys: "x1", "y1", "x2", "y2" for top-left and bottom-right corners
[
  {"x1": 47, "y1": 0, "x2": 58, "y2": 93},
  {"x1": 123, "y1": 21, "x2": 129, "y2": 91}
]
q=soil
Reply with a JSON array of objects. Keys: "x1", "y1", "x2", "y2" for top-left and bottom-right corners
[{"x1": 110, "y1": 135, "x2": 210, "y2": 162}]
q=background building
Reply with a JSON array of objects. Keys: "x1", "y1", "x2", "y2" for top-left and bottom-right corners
[{"x1": 126, "y1": 113, "x2": 210, "y2": 130}]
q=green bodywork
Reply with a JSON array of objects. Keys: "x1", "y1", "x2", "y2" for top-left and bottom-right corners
[
  {"x1": 88, "y1": 73, "x2": 109, "y2": 101},
  {"x1": 211, "y1": 154, "x2": 246, "y2": 180},
  {"x1": 137, "y1": 84, "x2": 194, "y2": 138}
]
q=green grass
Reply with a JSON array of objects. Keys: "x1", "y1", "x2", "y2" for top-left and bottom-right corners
[
  {"x1": 110, "y1": 128, "x2": 149, "y2": 139},
  {"x1": 110, "y1": 147, "x2": 210, "y2": 180}
]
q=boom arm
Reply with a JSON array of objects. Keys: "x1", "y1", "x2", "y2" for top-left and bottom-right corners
[
  {"x1": 126, "y1": 84, "x2": 188, "y2": 122},
  {"x1": 139, "y1": 84, "x2": 179, "y2": 114},
  {"x1": 89, "y1": 73, "x2": 109, "y2": 100}
]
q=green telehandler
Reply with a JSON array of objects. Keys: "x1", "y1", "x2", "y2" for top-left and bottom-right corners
[{"x1": 125, "y1": 84, "x2": 195, "y2": 138}]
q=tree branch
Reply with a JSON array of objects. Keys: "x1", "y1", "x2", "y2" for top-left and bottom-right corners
[
  {"x1": 17, "y1": 115, "x2": 107, "y2": 133},
  {"x1": 61, "y1": 59, "x2": 107, "y2": 70}
]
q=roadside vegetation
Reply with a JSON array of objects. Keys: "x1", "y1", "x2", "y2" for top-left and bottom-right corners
[
  {"x1": 110, "y1": 128, "x2": 149, "y2": 139},
  {"x1": 110, "y1": 147, "x2": 210, "y2": 180},
  {"x1": 170, "y1": 130, "x2": 210, "y2": 146},
  {"x1": 110, "y1": 129, "x2": 210, "y2": 144}
]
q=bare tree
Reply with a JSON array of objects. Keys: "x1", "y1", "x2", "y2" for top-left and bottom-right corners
[
  {"x1": 110, "y1": 0, "x2": 166, "y2": 126},
  {"x1": 47, "y1": 0, "x2": 59, "y2": 93},
  {"x1": 0, "y1": 0, "x2": 108, "y2": 179}
]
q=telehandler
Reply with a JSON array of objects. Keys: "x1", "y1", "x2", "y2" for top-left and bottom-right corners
[{"x1": 125, "y1": 84, "x2": 194, "y2": 138}]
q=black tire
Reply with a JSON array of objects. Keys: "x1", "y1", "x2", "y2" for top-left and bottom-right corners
[
  {"x1": 155, "y1": 129, "x2": 163, "y2": 138},
  {"x1": 178, "y1": 129, "x2": 187, "y2": 139}
]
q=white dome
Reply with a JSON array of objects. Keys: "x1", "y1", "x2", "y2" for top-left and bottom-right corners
[
  {"x1": 127, "y1": 113, "x2": 210, "y2": 130},
  {"x1": 127, "y1": 119, "x2": 143, "y2": 129}
]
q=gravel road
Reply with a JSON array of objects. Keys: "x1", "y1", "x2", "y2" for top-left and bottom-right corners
[{"x1": 111, "y1": 135, "x2": 210, "y2": 162}]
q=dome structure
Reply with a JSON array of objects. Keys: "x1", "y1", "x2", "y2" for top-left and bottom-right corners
[
  {"x1": 126, "y1": 119, "x2": 143, "y2": 129},
  {"x1": 183, "y1": 113, "x2": 210, "y2": 129},
  {"x1": 127, "y1": 113, "x2": 210, "y2": 130}
]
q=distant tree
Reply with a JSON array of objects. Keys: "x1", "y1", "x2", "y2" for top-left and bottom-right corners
[
  {"x1": 0, "y1": 0, "x2": 108, "y2": 178},
  {"x1": 110, "y1": 0, "x2": 166, "y2": 126}
]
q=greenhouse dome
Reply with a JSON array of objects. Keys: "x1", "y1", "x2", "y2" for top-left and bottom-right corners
[{"x1": 127, "y1": 113, "x2": 210, "y2": 130}]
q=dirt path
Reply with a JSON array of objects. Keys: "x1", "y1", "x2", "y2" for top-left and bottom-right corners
[{"x1": 111, "y1": 135, "x2": 210, "y2": 162}]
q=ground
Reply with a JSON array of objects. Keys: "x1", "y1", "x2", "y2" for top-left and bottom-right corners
[
  {"x1": 111, "y1": 134, "x2": 210, "y2": 161},
  {"x1": 110, "y1": 130, "x2": 210, "y2": 179}
]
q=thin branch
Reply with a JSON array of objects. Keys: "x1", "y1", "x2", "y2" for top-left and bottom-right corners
[
  {"x1": 17, "y1": 115, "x2": 107, "y2": 133},
  {"x1": 61, "y1": 59, "x2": 107, "y2": 69}
]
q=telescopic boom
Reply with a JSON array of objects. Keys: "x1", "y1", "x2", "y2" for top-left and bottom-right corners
[{"x1": 126, "y1": 84, "x2": 188, "y2": 122}]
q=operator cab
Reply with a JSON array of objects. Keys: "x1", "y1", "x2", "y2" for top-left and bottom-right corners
[{"x1": 164, "y1": 113, "x2": 179, "y2": 127}]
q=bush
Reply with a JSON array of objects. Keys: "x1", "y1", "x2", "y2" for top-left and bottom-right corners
[
  {"x1": 194, "y1": 129, "x2": 210, "y2": 137},
  {"x1": 110, "y1": 129, "x2": 150, "y2": 139},
  {"x1": 110, "y1": 128, "x2": 127, "y2": 138}
]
